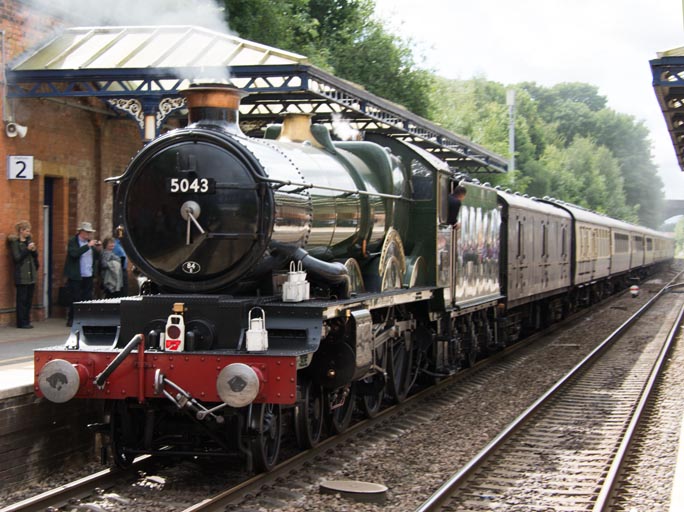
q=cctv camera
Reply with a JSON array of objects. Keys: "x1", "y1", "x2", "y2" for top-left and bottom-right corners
[{"x1": 6, "y1": 122, "x2": 27, "y2": 138}]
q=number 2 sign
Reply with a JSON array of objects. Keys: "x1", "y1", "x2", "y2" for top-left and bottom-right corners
[{"x1": 7, "y1": 156, "x2": 34, "y2": 180}]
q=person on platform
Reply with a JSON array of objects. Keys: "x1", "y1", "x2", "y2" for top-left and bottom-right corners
[
  {"x1": 112, "y1": 237, "x2": 128, "y2": 295},
  {"x1": 100, "y1": 237, "x2": 124, "y2": 299},
  {"x1": 64, "y1": 221, "x2": 101, "y2": 326},
  {"x1": 8, "y1": 220, "x2": 39, "y2": 329}
]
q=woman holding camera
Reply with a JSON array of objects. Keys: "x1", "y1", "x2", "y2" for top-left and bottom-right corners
[{"x1": 8, "y1": 220, "x2": 39, "y2": 329}]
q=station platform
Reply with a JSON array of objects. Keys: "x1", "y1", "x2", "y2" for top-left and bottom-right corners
[{"x1": 0, "y1": 318, "x2": 70, "y2": 399}]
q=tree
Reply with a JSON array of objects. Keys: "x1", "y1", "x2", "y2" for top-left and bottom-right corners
[
  {"x1": 223, "y1": 0, "x2": 319, "y2": 55},
  {"x1": 403, "y1": 73, "x2": 664, "y2": 225},
  {"x1": 327, "y1": 20, "x2": 432, "y2": 116},
  {"x1": 538, "y1": 137, "x2": 636, "y2": 221},
  {"x1": 222, "y1": 0, "x2": 433, "y2": 115},
  {"x1": 519, "y1": 82, "x2": 606, "y2": 146},
  {"x1": 221, "y1": 2, "x2": 665, "y2": 226},
  {"x1": 593, "y1": 110, "x2": 664, "y2": 227},
  {"x1": 675, "y1": 218, "x2": 684, "y2": 257},
  {"x1": 428, "y1": 78, "x2": 538, "y2": 183}
]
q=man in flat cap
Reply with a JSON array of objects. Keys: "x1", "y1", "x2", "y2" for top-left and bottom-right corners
[{"x1": 64, "y1": 221, "x2": 101, "y2": 326}]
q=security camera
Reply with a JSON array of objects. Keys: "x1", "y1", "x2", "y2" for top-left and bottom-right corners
[{"x1": 6, "y1": 122, "x2": 27, "y2": 138}]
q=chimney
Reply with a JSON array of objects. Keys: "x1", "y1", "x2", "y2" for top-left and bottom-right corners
[{"x1": 181, "y1": 83, "x2": 247, "y2": 133}]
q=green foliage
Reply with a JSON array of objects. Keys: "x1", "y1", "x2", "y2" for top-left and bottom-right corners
[
  {"x1": 430, "y1": 77, "x2": 663, "y2": 227},
  {"x1": 221, "y1": 0, "x2": 432, "y2": 115},
  {"x1": 675, "y1": 218, "x2": 684, "y2": 256},
  {"x1": 539, "y1": 137, "x2": 637, "y2": 222},
  {"x1": 329, "y1": 21, "x2": 434, "y2": 116},
  {"x1": 222, "y1": 0, "x2": 318, "y2": 54},
  {"x1": 220, "y1": 0, "x2": 664, "y2": 228},
  {"x1": 592, "y1": 109, "x2": 664, "y2": 227}
]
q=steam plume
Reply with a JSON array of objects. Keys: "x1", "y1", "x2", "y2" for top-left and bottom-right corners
[{"x1": 26, "y1": 0, "x2": 231, "y2": 33}]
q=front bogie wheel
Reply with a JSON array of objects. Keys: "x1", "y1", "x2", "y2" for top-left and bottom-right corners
[
  {"x1": 249, "y1": 403, "x2": 282, "y2": 472},
  {"x1": 109, "y1": 400, "x2": 138, "y2": 469}
]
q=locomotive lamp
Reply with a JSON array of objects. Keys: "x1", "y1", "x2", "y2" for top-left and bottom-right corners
[
  {"x1": 164, "y1": 303, "x2": 186, "y2": 351},
  {"x1": 282, "y1": 260, "x2": 310, "y2": 302},
  {"x1": 630, "y1": 285, "x2": 640, "y2": 297},
  {"x1": 246, "y1": 307, "x2": 269, "y2": 352}
]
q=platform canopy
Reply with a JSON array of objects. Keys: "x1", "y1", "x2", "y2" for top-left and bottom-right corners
[
  {"x1": 6, "y1": 25, "x2": 506, "y2": 173},
  {"x1": 651, "y1": 47, "x2": 684, "y2": 172}
]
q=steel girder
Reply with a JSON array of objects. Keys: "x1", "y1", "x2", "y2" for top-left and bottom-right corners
[
  {"x1": 5, "y1": 63, "x2": 507, "y2": 173},
  {"x1": 651, "y1": 55, "x2": 684, "y2": 172}
]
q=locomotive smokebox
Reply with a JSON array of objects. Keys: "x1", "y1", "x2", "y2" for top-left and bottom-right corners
[
  {"x1": 181, "y1": 83, "x2": 247, "y2": 132},
  {"x1": 114, "y1": 81, "x2": 277, "y2": 293}
]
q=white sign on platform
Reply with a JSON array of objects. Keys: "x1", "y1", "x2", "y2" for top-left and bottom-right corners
[{"x1": 7, "y1": 156, "x2": 34, "y2": 180}]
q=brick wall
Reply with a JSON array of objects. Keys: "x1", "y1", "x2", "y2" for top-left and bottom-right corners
[
  {"x1": 0, "y1": 0, "x2": 143, "y2": 325},
  {"x1": 0, "y1": 388, "x2": 103, "y2": 486}
]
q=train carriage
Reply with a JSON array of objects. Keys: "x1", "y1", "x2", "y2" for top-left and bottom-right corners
[
  {"x1": 609, "y1": 219, "x2": 634, "y2": 276},
  {"x1": 539, "y1": 201, "x2": 612, "y2": 286},
  {"x1": 653, "y1": 230, "x2": 676, "y2": 263},
  {"x1": 639, "y1": 227, "x2": 674, "y2": 268},
  {"x1": 498, "y1": 192, "x2": 572, "y2": 309}
]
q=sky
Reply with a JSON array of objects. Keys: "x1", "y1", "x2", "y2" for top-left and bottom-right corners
[
  {"x1": 374, "y1": 0, "x2": 684, "y2": 200},
  {"x1": 27, "y1": 0, "x2": 684, "y2": 200}
]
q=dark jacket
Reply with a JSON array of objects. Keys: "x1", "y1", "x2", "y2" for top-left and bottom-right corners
[
  {"x1": 8, "y1": 235, "x2": 39, "y2": 285},
  {"x1": 447, "y1": 194, "x2": 462, "y2": 225},
  {"x1": 63, "y1": 235, "x2": 100, "y2": 280}
]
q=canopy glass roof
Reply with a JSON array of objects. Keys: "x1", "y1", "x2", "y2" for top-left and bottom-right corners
[
  {"x1": 7, "y1": 25, "x2": 507, "y2": 173},
  {"x1": 14, "y1": 25, "x2": 307, "y2": 70}
]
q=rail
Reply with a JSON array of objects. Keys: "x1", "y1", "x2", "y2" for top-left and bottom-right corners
[{"x1": 415, "y1": 272, "x2": 684, "y2": 512}]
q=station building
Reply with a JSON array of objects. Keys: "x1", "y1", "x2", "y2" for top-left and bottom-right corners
[{"x1": 0, "y1": 0, "x2": 143, "y2": 326}]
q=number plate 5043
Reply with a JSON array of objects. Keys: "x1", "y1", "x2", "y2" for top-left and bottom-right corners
[{"x1": 166, "y1": 177, "x2": 216, "y2": 194}]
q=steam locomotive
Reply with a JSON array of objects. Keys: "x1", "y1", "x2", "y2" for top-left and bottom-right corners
[{"x1": 34, "y1": 84, "x2": 674, "y2": 471}]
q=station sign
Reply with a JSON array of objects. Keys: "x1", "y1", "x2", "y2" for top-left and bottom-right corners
[{"x1": 7, "y1": 155, "x2": 34, "y2": 180}]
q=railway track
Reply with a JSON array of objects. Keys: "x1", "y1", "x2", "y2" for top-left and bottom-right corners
[
  {"x1": 0, "y1": 309, "x2": 565, "y2": 512},
  {"x1": 2, "y1": 271, "x2": 679, "y2": 511},
  {"x1": 170, "y1": 282, "x2": 684, "y2": 512},
  {"x1": 0, "y1": 457, "x2": 156, "y2": 512},
  {"x1": 416, "y1": 274, "x2": 684, "y2": 511},
  {"x1": 181, "y1": 351, "x2": 517, "y2": 511}
]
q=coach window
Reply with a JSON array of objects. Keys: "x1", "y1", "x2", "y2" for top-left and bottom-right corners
[
  {"x1": 541, "y1": 222, "x2": 548, "y2": 258},
  {"x1": 581, "y1": 228, "x2": 590, "y2": 259},
  {"x1": 634, "y1": 236, "x2": 643, "y2": 252},
  {"x1": 561, "y1": 226, "x2": 567, "y2": 258},
  {"x1": 517, "y1": 220, "x2": 524, "y2": 259},
  {"x1": 615, "y1": 233, "x2": 628, "y2": 253}
]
